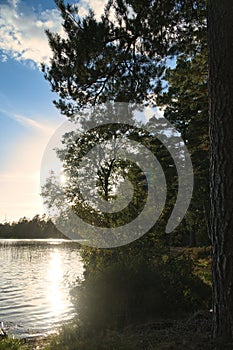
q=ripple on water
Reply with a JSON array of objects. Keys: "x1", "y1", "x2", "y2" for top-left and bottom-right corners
[{"x1": 0, "y1": 239, "x2": 84, "y2": 337}]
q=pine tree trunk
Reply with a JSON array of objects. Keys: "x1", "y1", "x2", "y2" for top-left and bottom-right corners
[{"x1": 208, "y1": 0, "x2": 233, "y2": 340}]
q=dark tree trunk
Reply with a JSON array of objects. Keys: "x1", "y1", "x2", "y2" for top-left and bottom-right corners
[
  {"x1": 208, "y1": 0, "x2": 233, "y2": 340},
  {"x1": 189, "y1": 230, "x2": 196, "y2": 247}
]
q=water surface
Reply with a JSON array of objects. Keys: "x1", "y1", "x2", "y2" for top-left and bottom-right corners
[{"x1": 0, "y1": 239, "x2": 83, "y2": 337}]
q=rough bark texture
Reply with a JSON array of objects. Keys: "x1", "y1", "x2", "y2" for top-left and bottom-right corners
[{"x1": 208, "y1": 0, "x2": 233, "y2": 340}]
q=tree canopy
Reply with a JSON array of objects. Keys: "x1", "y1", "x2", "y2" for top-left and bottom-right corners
[
  {"x1": 42, "y1": 0, "x2": 208, "y2": 246},
  {"x1": 42, "y1": 0, "x2": 206, "y2": 114}
]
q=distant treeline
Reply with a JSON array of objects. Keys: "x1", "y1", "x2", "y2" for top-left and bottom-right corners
[{"x1": 0, "y1": 215, "x2": 67, "y2": 239}]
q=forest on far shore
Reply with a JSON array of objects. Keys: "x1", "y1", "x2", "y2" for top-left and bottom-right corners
[{"x1": 0, "y1": 215, "x2": 67, "y2": 239}]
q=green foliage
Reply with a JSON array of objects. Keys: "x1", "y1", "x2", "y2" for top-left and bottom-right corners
[
  {"x1": 41, "y1": 107, "x2": 179, "y2": 246},
  {"x1": 43, "y1": 0, "x2": 206, "y2": 114},
  {"x1": 44, "y1": 247, "x2": 212, "y2": 350},
  {"x1": 42, "y1": 0, "x2": 209, "y2": 247},
  {"x1": 71, "y1": 251, "x2": 211, "y2": 333},
  {"x1": 157, "y1": 45, "x2": 209, "y2": 246},
  {"x1": 0, "y1": 338, "x2": 28, "y2": 350}
]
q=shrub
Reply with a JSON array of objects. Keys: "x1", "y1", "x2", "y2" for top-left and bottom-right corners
[{"x1": 71, "y1": 253, "x2": 211, "y2": 333}]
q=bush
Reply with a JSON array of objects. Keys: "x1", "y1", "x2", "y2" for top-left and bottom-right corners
[{"x1": 71, "y1": 253, "x2": 211, "y2": 333}]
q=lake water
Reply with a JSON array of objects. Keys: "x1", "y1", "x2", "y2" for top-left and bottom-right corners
[{"x1": 0, "y1": 239, "x2": 84, "y2": 338}]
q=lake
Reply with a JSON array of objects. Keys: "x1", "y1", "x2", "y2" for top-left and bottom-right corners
[{"x1": 0, "y1": 239, "x2": 84, "y2": 338}]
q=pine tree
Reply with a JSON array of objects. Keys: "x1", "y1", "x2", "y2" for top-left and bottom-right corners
[
  {"x1": 208, "y1": 0, "x2": 233, "y2": 341},
  {"x1": 157, "y1": 46, "x2": 209, "y2": 246}
]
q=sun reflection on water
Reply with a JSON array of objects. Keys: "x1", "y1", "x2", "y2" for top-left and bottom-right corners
[
  {"x1": 46, "y1": 249, "x2": 68, "y2": 317},
  {"x1": 0, "y1": 240, "x2": 84, "y2": 337}
]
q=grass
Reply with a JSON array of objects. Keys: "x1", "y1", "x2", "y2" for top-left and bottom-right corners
[
  {"x1": 0, "y1": 337, "x2": 28, "y2": 350},
  {"x1": 39, "y1": 311, "x2": 215, "y2": 350}
]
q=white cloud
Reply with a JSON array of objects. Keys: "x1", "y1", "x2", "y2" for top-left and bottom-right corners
[
  {"x1": 0, "y1": 0, "x2": 63, "y2": 65},
  {"x1": 78, "y1": 0, "x2": 107, "y2": 18},
  {"x1": 0, "y1": 0, "x2": 108, "y2": 66},
  {"x1": 0, "y1": 53, "x2": 8, "y2": 62},
  {"x1": 11, "y1": 0, "x2": 20, "y2": 9}
]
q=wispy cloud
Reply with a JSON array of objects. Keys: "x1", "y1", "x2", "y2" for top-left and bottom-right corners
[
  {"x1": 12, "y1": 113, "x2": 54, "y2": 134},
  {"x1": 1, "y1": 108, "x2": 57, "y2": 134}
]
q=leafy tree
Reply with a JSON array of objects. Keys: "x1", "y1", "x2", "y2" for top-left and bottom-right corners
[{"x1": 41, "y1": 105, "x2": 173, "y2": 247}]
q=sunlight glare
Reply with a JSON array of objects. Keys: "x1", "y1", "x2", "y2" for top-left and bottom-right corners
[
  {"x1": 60, "y1": 173, "x2": 67, "y2": 185},
  {"x1": 46, "y1": 250, "x2": 68, "y2": 317}
]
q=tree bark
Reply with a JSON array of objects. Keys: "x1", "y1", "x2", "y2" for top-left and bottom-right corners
[{"x1": 208, "y1": 0, "x2": 233, "y2": 340}]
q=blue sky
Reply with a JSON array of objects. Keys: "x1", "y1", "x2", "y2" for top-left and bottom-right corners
[{"x1": 0, "y1": 0, "x2": 107, "y2": 222}]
